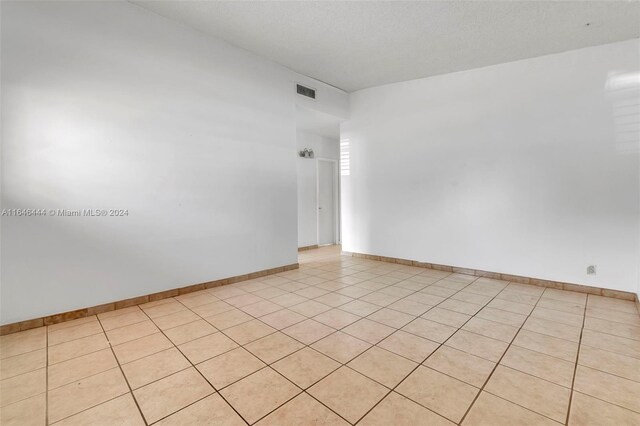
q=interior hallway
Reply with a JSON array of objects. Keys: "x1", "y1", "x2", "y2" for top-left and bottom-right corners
[{"x1": 1, "y1": 246, "x2": 639, "y2": 425}]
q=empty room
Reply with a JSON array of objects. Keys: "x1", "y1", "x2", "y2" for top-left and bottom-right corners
[{"x1": 1, "y1": 1, "x2": 639, "y2": 425}]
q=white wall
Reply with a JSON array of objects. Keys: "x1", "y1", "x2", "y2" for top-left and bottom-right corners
[
  {"x1": 0, "y1": 1, "x2": 348, "y2": 324},
  {"x1": 296, "y1": 131, "x2": 340, "y2": 247},
  {"x1": 342, "y1": 39, "x2": 640, "y2": 293}
]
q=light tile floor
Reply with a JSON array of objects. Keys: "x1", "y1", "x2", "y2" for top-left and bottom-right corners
[{"x1": 1, "y1": 245, "x2": 640, "y2": 425}]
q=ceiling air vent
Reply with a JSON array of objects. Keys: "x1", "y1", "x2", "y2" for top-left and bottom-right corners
[{"x1": 296, "y1": 84, "x2": 316, "y2": 99}]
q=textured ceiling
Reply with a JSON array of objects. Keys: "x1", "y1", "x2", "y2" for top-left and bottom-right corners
[{"x1": 133, "y1": 1, "x2": 640, "y2": 92}]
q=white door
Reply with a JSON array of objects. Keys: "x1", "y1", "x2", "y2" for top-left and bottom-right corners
[{"x1": 317, "y1": 160, "x2": 336, "y2": 245}]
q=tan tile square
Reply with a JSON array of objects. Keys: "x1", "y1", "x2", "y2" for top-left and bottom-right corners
[
  {"x1": 578, "y1": 345, "x2": 640, "y2": 382},
  {"x1": 152, "y1": 310, "x2": 200, "y2": 331},
  {"x1": 122, "y1": 347, "x2": 190, "y2": 389},
  {"x1": 0, "y1": 328, "x2": 45, "y2": 359},
  {"x1": 420, "y1": 285, "x2": 457, "y2": 298},
  {"x1": 451, "y1": 291, "x2": 492, "y2": 306},
  {"x1": 134, "y1": 368, "x2": 214, "y2": 424},
  {"x1": 105, "y1": 321, "x2": 158, "y2": 346},
  {"x1": 197, "y1": 347, "x2": 265, "y2": 389},
  {"x1": 272, "y1": 347, "x2": 340, "y2": 388},
  {"x1": 446, "y1": 330, "x2": 508, "y2": 362},
  {"x1": 48, "y1": 349, "x2": 117, "y2": 390},
  {"x1": 462, "y1": 317, "x2": 519, "y2": 343},
  {"x1": 531, "y1": 306, "x2": 583, "y2": 327},
  {"x1": 256, "y1": 392, "x2": 348, "y2": 425},
  {"x1": 581, "y1": 329, "x2": 640, "y2": 358},
  {"x1": 377, "y1": 330, "x2": 439, "y2": 362},
  {"x1": 422, "y1": 307, "x2": 470, "y2": 328},
  {"x1": 155, "y1": 393, "x2": 245, "y2": 426},
  {"x1": 0, "y1": 368, "x2": 45, "y2": 407},
  {"x1": 463, "y1": 391, "x2": 559, "y2": 426},
  {"x1": 522, "y1": 316, "x2": 581, "y2": 342},
  {"x1": 501, "y1": 345, "x2": 574, "y2": 387},
  {"x1": 568, "y1": 391, "x2": 640, "y2": 426},
  {"x1": 205, "y1": 309, "x2": 252, "y2": 330},
  {"x1": 53, "y1": 393, "x2": 144, "y2": 426},
  {"x1": 584, "y1": 316, "x2": 640, "y2": 341},
  {"x1": 513, "y1": 330, "x2": 578, "y2": 362},
  {"x1": 48, "y1": 322, "x2": 104, "y2": 346},
  {"x1": 586, "y1": 307, "x2": 640, "y2": 326},
  {"x1": 282, "y1": 319, "x2": 335, "y2": 345},
  {"x1": 142, "y1": 301, "x2": 187, "y2": 319},
  {"x1": 245, "y1": 332, "x2": 305, "y2": 364},
  {"x1": 339, "y1": 300, "x2": 380, "y2": 316},
  {"x1": 191, "y1": 301, "x2": 234, "y2": 317},
  {"x1": 496, "y1": 290, "x2": 539, "y2": 306},
  {"x1": 46, "y1": 316, "x2": 98, "y2": 331},
  {"x1": 113, "y1": 333, "x2": 173, "y2": 364},
  {"x1": 48, "y1": 333, "x2": 110, "y2": 365},
  {"x1": 163, "y1": 319, "x2": 216, "y2": 345},
  {"x1": 260, "y1": 309, "x2": 306, "y2": 330},
  {"x1": 221, "y1": 367, "x2": 301, "y2": 424},
  {"x1": 0, "y1": 349, "x2": 46, "y2": 381},
  {"x1": 289, "y1": 300, "x2": 333, "y2": 317},
  {"x1": 308, "y1": 367, "x2": 388, "y2": 423},
  {"x1": 225, "y1": 319, "x2": 276, "y2": 345},
  {"x1": 100, "y1": 310, "x2": 148, "y2": 331},
  {"x1": 271, "y1": 293, "x2": 308, "y2": 307},
  {"x1": 0, "y1": 394, "x2": 46, "y2": 426},
  {"x1": 486, "y1": 298, "x2": 534, "y2": 315},
  {"x1": 48, "y1": 368, "x2": 129, "y2": 423},
  {"x1": 537, "y1": 298, "x2": 585, "y2": 315},
  {"x1": 360, "y1": 291, "x2": 402, "y2": 307},
  {"x1": 359, "y1": 392, "x2": 455, "y2": 426},
  {"x1": 342, "y1": 318, "x2": 395, "y2": 344},
  {"x1": 348, "y1": 346, "x2": 417, "y2": 388},
  {"x1": 425, "y1": 346, "x2": 495, "y2": 387},
  {"x1": 223, "y1": 293, "x2": 265, "y2": 308},
  {"x1": 367, "y1": 308, "x2": 415, "y2": 329},
  {"x1": 294, "y1": 287, "x2": 330, "y2": 299},
  {"x1": 587, "y1": 295, "x2": 637, "y2": 313},
  {"x1": 438, "y1": 299, "x2": 482, "y2": 316},
  {"x1": 396, "y1": 366, "x2": 478, "y2": 423},
  {"x1": 176, "y1": 291, "x2": 219, "y2": 309},
  {"x1": 402, "y1": 318, "x2": 457, "y2": 343},
  {"x1": 313, "y1": 308, "x2": 361, "y2": 329},
  {"x1": 486, "y1": 365, "x2": 570, "y2": 422},
  {"x1": 476, "y1": 307, "x2": 527, "y2": 327},
  {"x1": 314, "y1": 293, "x2": 354, "y2": 308},
  {"x1": 574, "y1": 365, "x2": 640, "y2": 412},
  {"x1": 311, "y1": 331, "x2": 371, "y2": 363},
  {"x1": 336, "y1": 286, "x2": 373, "y2": 299},
  {"x1": 241, "y1": 300, "x2": 283, "y2": 317},
  {"x1": 388, "y1": 299, "x2": 432, "y2": 316},
  {"x1": 178, "y1": 332, "x2": 238, "y2": 364},
  {"x1": 253, "y1": 287, "x2": 289, "y2": 300},
  {"x1": 406, "y1": 292, "x2": 446, "y2": 306}
]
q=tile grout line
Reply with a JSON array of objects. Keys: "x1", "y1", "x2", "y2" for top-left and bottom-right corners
[
  {"x1": 14, "y1": 249, "x2": 635, "y2": 425},
  {"x1": 171, "y1": 293, "x2": 361, "y2": 425},
  {"x1": 95, "y1": 314, "x2": 149, "y2": 426},
  {"x1": 351, "y1": 276, "x2": 497, "y2": 425},
  {"x1": 564, "y1": 293, "x2": 589, "y2": 425},
  {"x1": 457, "y1": 287, "x2": 551, "y2": 424},
  {"x1": 137, "y1": 304, "x2": 252, "y2": 426}
]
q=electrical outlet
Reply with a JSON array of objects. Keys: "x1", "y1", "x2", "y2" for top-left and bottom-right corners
[{"x1": 587, "y1": 265, "x2": 596, "y2": 275}]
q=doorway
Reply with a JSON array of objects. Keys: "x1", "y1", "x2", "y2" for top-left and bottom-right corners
[{"x1": 317, "y1": 158, "x2": 338, "y2": 246}]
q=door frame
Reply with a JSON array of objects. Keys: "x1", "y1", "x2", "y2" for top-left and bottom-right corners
[{"x1": 316, "y1": 157, "x2": 340, "y2": 246}]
